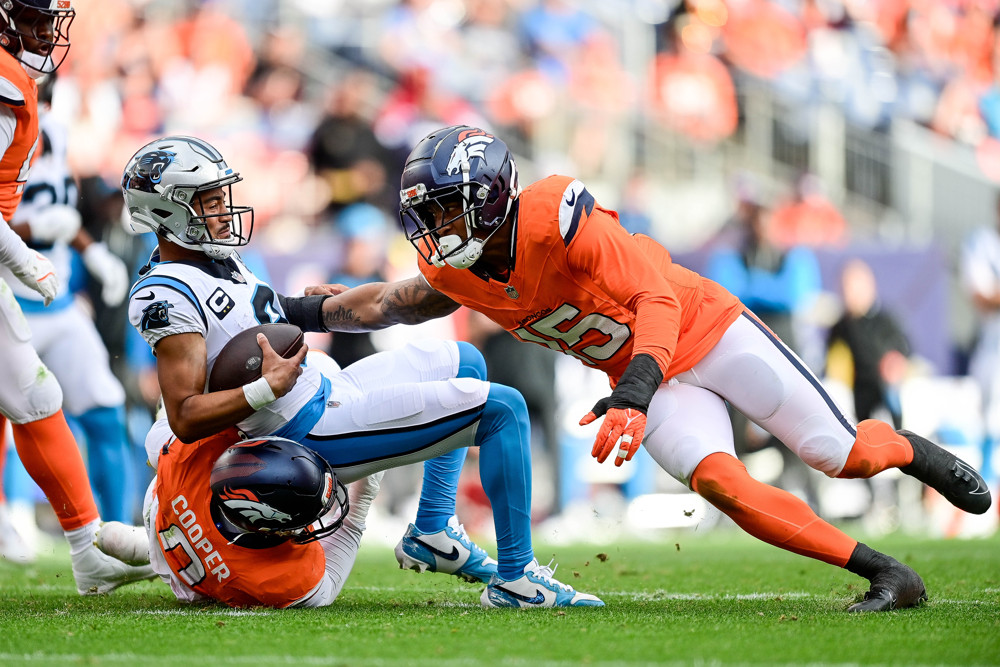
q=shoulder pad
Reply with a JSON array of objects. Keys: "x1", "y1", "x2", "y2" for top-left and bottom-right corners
[{"x1": 0, "y1": 76, "x2": 26, "y2": 107}]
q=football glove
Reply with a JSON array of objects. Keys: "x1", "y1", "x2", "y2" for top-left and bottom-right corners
[
  {"x1": 11, "y1": 251, "x2": 58, "y2": 306},
  {"x1": 580, "y1": 353, "x2": 663, "y2": 467},
  {"x1": 27, "y1": 204, "x2": 81, "y2": 244},
  {"x1": 82, "y1": 242, "x2": 129, "y2": 306}
]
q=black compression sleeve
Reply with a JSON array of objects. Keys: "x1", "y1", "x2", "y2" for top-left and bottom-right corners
[
  {"x1": 278, "y1": 294, "x2": 331, "y2": 333},
  {"x1": 607, "y1": 353, "x2": 665, "y2": 413}
]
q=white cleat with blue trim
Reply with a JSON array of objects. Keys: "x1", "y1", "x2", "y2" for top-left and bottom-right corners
[
  {"x1": 395, "y1": 515, "x2": 498, "y2": 584},
  {"x1": 481, "y1": 558, "x2": 604, "y2": 608}
]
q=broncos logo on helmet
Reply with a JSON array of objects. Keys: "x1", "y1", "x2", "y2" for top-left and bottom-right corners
[
  {"x1": 122, "y1": 150, "x2": 176, "y2": 192},
  {"x1": 218, "y1": 487, "x2": 294, "y2": 527},
  {"x1": 446, "y1": 131, "x2": 495, "y2": 177}
]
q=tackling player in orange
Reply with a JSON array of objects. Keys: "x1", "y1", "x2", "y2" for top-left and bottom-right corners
[
  {"x1": 95, "y1": 422, "x2": 382, "y2": 609},
  {"x1": 312, "y1": 125, "x2": 992, "y2": 613}
]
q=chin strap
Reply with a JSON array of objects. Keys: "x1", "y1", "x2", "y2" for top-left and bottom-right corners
[{"x1": 432, "y1": 235, "x2": 484, "y2": 269}]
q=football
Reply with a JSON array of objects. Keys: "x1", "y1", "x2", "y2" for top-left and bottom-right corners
[{"x1": 208, "y1": 323, "x2": 305, "y2": 392}]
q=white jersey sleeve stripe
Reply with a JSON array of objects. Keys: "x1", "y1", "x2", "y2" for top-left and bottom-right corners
[
  {"x1": 0, "y1": 76, "x2": 25, "y2": 107},
  {"x1": 557, "y1": 179, "x2": 596, "y2": 247}
]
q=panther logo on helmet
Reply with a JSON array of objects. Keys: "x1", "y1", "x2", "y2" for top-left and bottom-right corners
[
  {"x1": 124, "y1": 150, "x2": 176, "y2": 192},
  {"x1": 446, "y1": 130, "x2": 494, "y2": 177},
  {"x1": 218, "y1": 487, "x2": 294, "y2": 526}
]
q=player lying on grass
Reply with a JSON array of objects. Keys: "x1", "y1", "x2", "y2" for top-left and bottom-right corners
[
  {"x1": 99, "y1": 420, "x2": 385, "y2": 608},
  {"x1": 116, "y1": 135, "x2": 601, "y2": 609},
  {"x1": 309, "y1": 125, "x2": 992, "y2": 613}
]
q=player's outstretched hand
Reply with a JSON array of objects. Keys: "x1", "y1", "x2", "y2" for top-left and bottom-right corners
[
  {"x1": 580, "y1": 402, "x2": 647, "y2": 467},
  {"x1": 304, "y1": 283, "x2": 350, "y2": 297},
  {"x1": 258, "y1": 332, "x2": 308, "y2": 399}
]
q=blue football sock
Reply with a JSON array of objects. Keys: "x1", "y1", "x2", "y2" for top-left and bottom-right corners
[
  {"x1": 413, "y1": 342, "x2": 487, "y2": 533},
  {"x1": 476, "y1": 384, "x2": 534, "y2": 580}
]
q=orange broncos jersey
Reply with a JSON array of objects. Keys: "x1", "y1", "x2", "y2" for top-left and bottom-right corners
[
  {"x1": 0, "y1": 51, "x2": 38, "y2": 222},
  {"x1": 420, "y1": 175, "x2": 744, "y2": 384},
  {"x1": 154, "y1": 429, "x2": 326, "y2": 608}
]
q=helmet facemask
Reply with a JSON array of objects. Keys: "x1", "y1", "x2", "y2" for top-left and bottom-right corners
[
  {"x1": 0, "y1": 1, "x2": 75, "y2": 79},
  {"x1": 400, "y1": 154, "x2": 516, "y2": 270},
  {"x1": 168, "y1": 178, "x2": 254, "y2": 261}
]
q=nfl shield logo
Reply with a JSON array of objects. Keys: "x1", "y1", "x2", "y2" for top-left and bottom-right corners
[{"x1": 504, "y1": 285, "x2": 519, "y2": 300}]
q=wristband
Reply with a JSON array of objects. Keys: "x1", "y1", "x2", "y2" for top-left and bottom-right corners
[
  {"x1": 608, "y1": 353, "x2": 664, "y2": 413},
  {"x1": 243, "y1": 377, "x2": 277, "y2": 410}
]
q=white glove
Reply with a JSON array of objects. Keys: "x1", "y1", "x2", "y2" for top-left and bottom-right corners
[
  {"x1": 82, "y1": 242, "x2": 129, "y2": 306},
  {"x1": 346, "y1": 471, "x2": 384, "y2": 528},
  {"x1": 10, "y1": 251, "x2": 58, "y2": 306},
  {"x1": 27, "y1": 204, "x2": 81, "y2": 244}
]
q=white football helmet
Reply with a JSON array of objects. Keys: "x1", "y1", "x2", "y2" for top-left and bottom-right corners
[{"x1": 121, "y1": 136, "x2": 253, "y2": 260}]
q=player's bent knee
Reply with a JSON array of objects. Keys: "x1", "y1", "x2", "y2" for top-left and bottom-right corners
[
  {"x1": 690, "y1": 452, "x2": 749, "y2": 509},
  {"x1": 477, "y1": 384, "x2": 529, "y2": 444},
  {"x1": 795, "y1": 433, "x2": 850, "y2": 476},
  {"x1": 8, "y1": 370, "x2": 63, "y2": 424},
  {"x1": 456, "y1": 341, "x2": 487, "y2": 380},
  {"x1": 484, "y1": 383, "x2": 528, "y2": 418}
]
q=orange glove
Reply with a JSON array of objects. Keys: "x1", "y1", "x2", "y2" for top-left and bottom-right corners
[
  {"x1": 578, "y1": 353, "x2": 663, "y2": 467},
  {"x1": 580, "y1": 406, "x2": 647, "y2": 467}
]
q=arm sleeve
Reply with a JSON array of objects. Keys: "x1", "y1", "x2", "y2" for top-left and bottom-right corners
[
  {"x1": 565, "y1": 205, "x2": 680, "y2": 375},
  {"x1": 0, "y1": 106, "x2": 33, "y2": 272},
  {"x1": 277, "y1": 293, "x2": 330, "y2": 332}
]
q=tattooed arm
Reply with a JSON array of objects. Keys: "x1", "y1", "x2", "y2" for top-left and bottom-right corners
[{"x1": 317, "y1": 275, "x2": 461, "y2": 332}]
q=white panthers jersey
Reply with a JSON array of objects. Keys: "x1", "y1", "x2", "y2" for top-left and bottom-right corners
[
  {"x1": 0, "y1": 111, "x2": 77, "y2": 311},
  {"x1": 127, "y1": 251, "x2": 326, "y2": 437}
]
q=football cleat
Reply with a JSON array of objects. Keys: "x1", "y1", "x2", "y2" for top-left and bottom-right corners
[
  {"x1": 72, "y1": 542, "x2": 157, "y2": 596},
  {"x1": 481, "y1": 558, "x2": 604, "y2": 609},
  {"x1": 848, "y1": 559, "x2": 927, "y2": 613},
  {"x1": 95, "y1": 521, "x2": 151, "y2": 566},
  {"x1": 897, "y1": 430, "x2": 992, "y2": 515},
  {"x1": 395, "y1": 515, "x2": 498, "y2": 584}
]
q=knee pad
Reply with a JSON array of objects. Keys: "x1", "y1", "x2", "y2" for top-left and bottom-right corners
[
  {"x1": 477, "y1": 384, "x2": 529, "y2": 445},
  {"x1": 484, "y1": 383, "x2": 528, "y2": 419},
  {"x1": 10, "y1": 369, "x2": 63, "y2": 424},
  {"x1": 718, "y1": 353, "x2": 787, "y2": 422},
  {"x1": 456, "y1": 341, "x2": 487, "y2": 380}
]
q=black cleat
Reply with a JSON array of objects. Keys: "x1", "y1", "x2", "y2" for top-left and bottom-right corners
[
  {"x1": 848, "y1": 560, "x2": 927, "y2": 613},
  {"x1": 897, "y1": 430, "x2": 992, "y2": 515}
]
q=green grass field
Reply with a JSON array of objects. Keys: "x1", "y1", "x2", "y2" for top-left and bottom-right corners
[{"x1": 1, "y1": 530, "x2": 998, "y2": 666}]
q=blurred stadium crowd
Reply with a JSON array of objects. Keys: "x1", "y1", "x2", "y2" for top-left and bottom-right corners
[{"x1": 4, "y1": 0, "x2": 1000, "y2": 559}]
